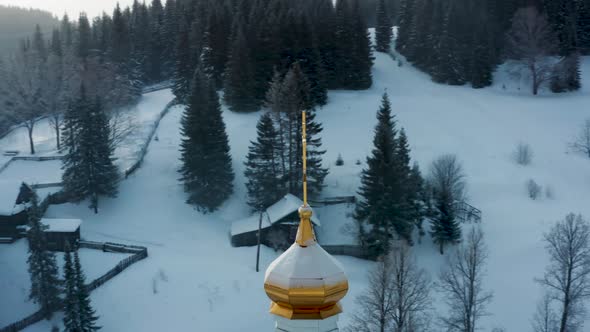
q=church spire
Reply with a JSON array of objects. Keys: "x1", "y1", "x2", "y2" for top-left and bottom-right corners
[
  {"x1": 296, "y1": 110, "x2": 316, "y2": 247},
  {"x1": 264, "y1": 110, "x2": 349, "y2": 332}
]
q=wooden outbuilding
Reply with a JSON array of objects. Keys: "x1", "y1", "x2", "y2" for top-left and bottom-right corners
[
  {"x1": 230, "y1": 194, "x2": 320, "y2": 250},
  {"x1": 40, "y1": 218, "x2": 81, "y2": 251},
  {"x1": 0, "y1": 182, "x2": 34, "y2": 241}
]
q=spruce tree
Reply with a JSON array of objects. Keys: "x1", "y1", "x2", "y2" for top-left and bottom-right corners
[
  {"x1": 375, "y1": 0, "x2": 393, "y2": 52},
  {"x1": 244, "y1": 113, "x2": 284, "y2": 211},
  {"x1": 430, "y1": 188, "x2": 461, "y2": 254},
  {"x1": 27, "y1": 193, "x2": 61, "y2": 318},
  {"x1": 74, "y1": 250, "x2": 101, "y2": 331},
  {"x1": 348, "y1": 0, "x2": 374, "y2": 89},
  {"x1": 63, "y1": 246, "x2": 80, "y2": 332},
  {"x1": 354, "y1": 93, "x2": 398, "y2": 258},
  {"x1": 62, "y1": 88, "x2": 119, "y2": 213},
  {"x1": 223, "y1": 18, "x2": 258, "y2": 112},
  {"x1": 173, "y1": 17, "x2": 193, "y2": 103},
  {"x1": 392, "y1": 128, "x2": 416, "y2": 243},
  {"x1": 179, "y1": 64, "x2": 234, "y2": 212},
  {"x1": 267, "y1": 63, "x2": 328, "y2": 197}
]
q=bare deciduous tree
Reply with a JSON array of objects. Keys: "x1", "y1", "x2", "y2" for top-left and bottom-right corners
[
  {"x1": 346, "y1": 242, "x2": 431, "y2": 332},
  {"x1": 514, "y1": 142, "x2": 533, "y2": 165},
  {"x1": 428, "y1": 154, "x2": 466, "y2": 204},
  {"x1": 536, "y1": 214, "x2": 590, "y2": 332},
  {"x1": 1, "y1": 47, "x2": 49, "y2": 154},
  {"x1": 532, "y1": 293, "x2": 558, "y2": 332},
  {"x1": 570, "y1": 119, "x2": 590, "y2": 159},
  {"x1": 527, "y1": 179, "x2": 542, "y2": 200},
  {"x1": 506, "y1": 7, "x2": 557, "y2": 95},
  {"x1": 438, "y1": 228, "x2": 493, "y2": 332}
]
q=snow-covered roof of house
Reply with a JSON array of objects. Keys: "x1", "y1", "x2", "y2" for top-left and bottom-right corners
[
  {"x1": 0, "y1": 180, "x2": 26, "y2": 216},
  {"x1": 40, "y1": 218, "x2": 81, "y2": 233},
  {"x1": 230, "y1": 194, "x2": 320, "y2": 236}
]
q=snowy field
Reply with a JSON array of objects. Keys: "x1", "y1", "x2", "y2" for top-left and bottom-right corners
[
  {"x1": 2, "y1": 51, "x2": 590, "y2": 331},
  {"x1": 0, "y1": 160, "x2": 62, "y2": 185},
  {"x1": 0, "y1": 88, "x2": 174, "y2": 178},
  {"x1": 0, "y1": 240, "x2": 131, "y2": 325}
]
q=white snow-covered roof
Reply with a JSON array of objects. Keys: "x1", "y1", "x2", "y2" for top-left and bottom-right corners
[
  {"x1": 230, "y1": 194, "x2": 320, "y2": 236},
  {"x1": 0, "y1": 180, "x2": 25, "y2": 216},
  {"x1": 40, "y1": 218, "x2": 81, "y2": 233},
  {"x1": 264, "y1": 241, "x2": 348, "y2": 289}
]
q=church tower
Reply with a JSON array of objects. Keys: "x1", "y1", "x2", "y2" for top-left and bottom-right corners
[{"x1": 264, "y1": 111, "x2": 349, "y2": 332}]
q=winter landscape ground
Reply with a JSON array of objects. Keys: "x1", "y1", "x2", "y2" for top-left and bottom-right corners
[{"x1": 2, "y1": 47, "x2": 590, "y2": 332}]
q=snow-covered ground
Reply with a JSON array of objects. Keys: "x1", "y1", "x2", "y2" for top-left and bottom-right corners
[
  {"x1": 0, "y1": 159, "x2": 62, "y2": 184},
  {"x1": 2, "y1": 51, "x2": 590, "y2": 332},
  {"x1": 0, "y1": 240, "x2": 131, "y2": 325}
]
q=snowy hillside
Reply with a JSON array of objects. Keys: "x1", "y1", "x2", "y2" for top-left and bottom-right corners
[{"x1": 2, "y1": 51, "x2": 590, "y2": 332}]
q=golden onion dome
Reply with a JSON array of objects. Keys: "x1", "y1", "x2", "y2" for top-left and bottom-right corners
[{"x1": 263, "y1": 205, "x2": 349, "y2": 320}]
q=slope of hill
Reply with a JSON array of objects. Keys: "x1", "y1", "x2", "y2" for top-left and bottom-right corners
[
  {"x1": 0, "y1": 5, "x2": 58, "y2": 56},
  {"x1": 2, "y1": 47, "x2": 590, "y2": 332}
]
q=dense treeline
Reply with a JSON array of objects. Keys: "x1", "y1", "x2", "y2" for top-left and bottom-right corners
[
  {"x1": 395, "y1": 0, "x2": 590, "y2": 90},
  {"x1": 0, "y1": 6, "x2": 59, "y2": 55}
]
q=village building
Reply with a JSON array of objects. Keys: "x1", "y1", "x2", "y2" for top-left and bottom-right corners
[
  {"x1": 0, "y1": 181, "x2": 34, "y2": 242},
  {"x1": 40, "y1": 218, "x2": 82, "y2": 251},
  {"x1": 230, "y1": 194, "x2": 321, "y2": 249}
]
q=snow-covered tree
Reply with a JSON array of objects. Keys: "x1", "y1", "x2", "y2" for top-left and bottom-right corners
[
  {"x1": 27, "y1": 193, "x2": 61, "y2": 318},
  {"x1": 506, "y1": 7, "x2": 557, "y2": 95},
  {"x1": 179, "y1": 63, "x2": 234, "y2": 212},
  {"x1": 346, "y1": 242, "x2": 431, "y2": 332},
  {"x1": 244, "y1": 113, "x2": 284, "y2": 212},
  {"x1": 375, "y1": 0, "x2": 393, "y2": 53},
  {"x1": 62, "y1": 87, "x2": 119, "y2": 213},
  {"x1": 74, "y1": 250, "x2": 100, "y2": 331},
  {"x1": 537, "y1": 214, "x2": 590, "y2": 332},
  {"x1": 428, "y1": 154, "x2": 465, "y2": 254},
  {"x1": 63, "y1": 246, "x2": 80, "y2": 331},
  {"x1": 438, "y1": 227, "x2": 493, "y2": 332},
  {"x1": 570, "y1": 118, "x2": 590, "y2": 158},
  {"x1": 355, "y1": 93, "x2": 419, "y2": 258}
]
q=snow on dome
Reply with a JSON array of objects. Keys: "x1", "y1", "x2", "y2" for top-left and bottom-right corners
[{"x1": 40, "y1": 218, "x2": 81, "y2": 233}]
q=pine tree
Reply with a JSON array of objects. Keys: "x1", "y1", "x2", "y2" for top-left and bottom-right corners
[
  {"x1": 375, "y1": 0, "x2": 393, "y2": 52},
  {"x1": 173, "y1": 17, "x2": 193, "y2": 103},
  {"x1": 223, "y1": 18, "x2": 258, "y2": 112},
  {"x1": 62, "y1": 88, "x2": 119, "y2": 213},
  {"x1": 77, "y1": 14, "x2": 92, "y2": 59},
  {"x1": 392, "y1": 128, "x2": 416, "y2": 243},
  {"x1": 355, "y1": 93, "x2": 398, "y2": 259},
  {"x1": 179, "y1": 64, "x2": 234, "y2": 212},
  {"x1": 348, "y1": 0, "x2": 374, "y2": 89},
  {"x1": 27, "y1": 193, "x2": 61, "y2": 318},
  {"x1": 244, "y1": 113, "x2": 284, "y2": 211},
  {"x1": 74, "y1": 250, "x2": 100, "y2": 331},
  {"x1": 266, "y1": 63, "x2": 328, "y2": 197},
  {"x1": 430, "y1": 187, "x2": 461, "y2": 254},
  {"x1": 63, "y1": 246, "x2": 80, "y2": 332}
]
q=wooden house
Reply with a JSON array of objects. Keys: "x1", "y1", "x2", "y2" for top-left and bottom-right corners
[
  {"x1": 231, "y1": 194, "x2": 320, "y2": 250},
  {"x1": 0, "y1": 181, "x2": 34, "y2": 241},
  {"x1": 40, "y1": 218, "x2": 81, "y2": 251}
]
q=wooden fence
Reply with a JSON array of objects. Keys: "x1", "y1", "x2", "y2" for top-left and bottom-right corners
[
  {"x1": 124, "y1": 99, "x2": 177, "y2": 178},
  {"x1": 323, "y1": 244, "x2": 368, "y2": 259},
  {"x1": 0, "y1": 241, "x2": 148, "y2": 332}
]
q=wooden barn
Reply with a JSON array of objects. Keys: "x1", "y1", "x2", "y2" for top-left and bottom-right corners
[
  {"x1": 231, "y1": 194, "x2": 320, "y2": 250},
  {"x1": 0, "y1": 181, "x2": 34, "y2": 241},
  {"x1": 40, "y1": 218, "x2": 81, "y2": 251}
]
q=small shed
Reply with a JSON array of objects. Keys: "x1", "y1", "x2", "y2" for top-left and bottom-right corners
[
  {"x1": 231, "y1": 194, "x2": 320, "y2": 249},
  {"x1": 40, "y1": 218, "x2": 81, "y2": 251},
  {"x1": 0, "y1": 181, "x2": 34, "y2": 239}
]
